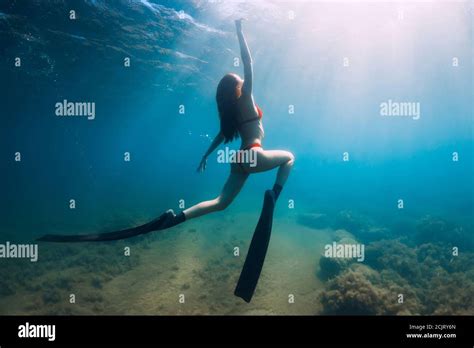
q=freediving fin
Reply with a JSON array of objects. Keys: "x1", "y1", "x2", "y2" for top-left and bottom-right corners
[
  {"x1": 234, "y1": 189, "x2": 276, "y2": 303},
  {"x1": 37, "y1": 210, "x2": 176, "y2": 242}
]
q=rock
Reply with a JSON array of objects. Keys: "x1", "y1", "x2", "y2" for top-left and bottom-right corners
[
  {"x1": 415, "y1": 216, "x2": 474, "y2": 250},
  {"x1": 365, "y1": 240, "x2": 421, "y2": 283},
  {"x1": 333, "y1": 210, "x2": 369, "y2": 235},
  {"x1": 297, "y1": 213, "x2": 333, "y2": 230},
  {"x1": 318, "y1": 256, "x2": 352, "y2": 280},
  {"x1": 319, "y1": 265, "x2": 422, "y2": 315},
  {"x1": 334, "y1": 229, "x2": 356, "y2": 242}
]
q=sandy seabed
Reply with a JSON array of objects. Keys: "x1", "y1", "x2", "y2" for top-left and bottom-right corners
[
  {"x1": 0, "y1": 212, "x2": 331, "y2": 315},
  {"x1": 1, "y1": 209, "x2": 472, "y2": 316}
]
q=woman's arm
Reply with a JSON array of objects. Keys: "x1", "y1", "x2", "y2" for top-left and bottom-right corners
[
  {"x1": 235, "y1": 19, "x2": 252, "y2": 96},
  {"x1": 204, "y1": 131, "x2": 224, "y2": 158},
  {"x1": 197, "y1": 132, "x2": 225, "y2": 172}
]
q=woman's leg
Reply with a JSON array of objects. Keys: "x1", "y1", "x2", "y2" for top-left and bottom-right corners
[
  {"x1": 244, "y1": 149, "x2": 295, "y2": 187},
  {"x1": 178, "y1": 148, "x2": 293, "y2": 222},
  {"x1": 183, "y1": 171, "x2": 249, "y2": 220}
]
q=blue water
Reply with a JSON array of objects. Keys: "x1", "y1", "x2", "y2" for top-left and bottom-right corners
[{"x1": 0, "y1": 0, "x2": 472, "y2": 315}]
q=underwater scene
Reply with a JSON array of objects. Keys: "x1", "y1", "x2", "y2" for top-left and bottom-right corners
[{"x1": 0, "y1": 0, "x2": 473, "y2": 316}]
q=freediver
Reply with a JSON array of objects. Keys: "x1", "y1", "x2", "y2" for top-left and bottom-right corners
[{"x1": 38, "y1": 19, "x2": 295, "y2": 243}]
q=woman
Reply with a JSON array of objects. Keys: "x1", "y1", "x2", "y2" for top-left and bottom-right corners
[
  {"x1": 163, "y1": 19, "x2": 295, "y2": 228},
  {"x1": 38, "y1": 19, "x2": 294, "y2": 242}
]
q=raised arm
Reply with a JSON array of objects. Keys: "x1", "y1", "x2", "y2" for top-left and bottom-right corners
[{"x1": 235, "y1": 19, "x2": 252, "y2": 97}]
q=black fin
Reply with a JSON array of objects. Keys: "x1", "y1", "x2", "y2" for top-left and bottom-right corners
[
  {"x1": 234, "y1": 190, "x2": 276, "y2": 302},
  {"x1": 37, "y1": 210, "x2": 175, "y2": 242}
]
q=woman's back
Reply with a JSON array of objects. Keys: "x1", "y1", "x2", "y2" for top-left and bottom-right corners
[{"x1": 236, "y1": 95, "x2": 265, "y2": 149}]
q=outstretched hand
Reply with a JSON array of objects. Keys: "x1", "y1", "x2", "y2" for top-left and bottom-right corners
[{"x1": 197, "y1": 156, "x2": 207, "y2": 173}]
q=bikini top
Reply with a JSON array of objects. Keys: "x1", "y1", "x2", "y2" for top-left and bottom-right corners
[{"x1": 237, "y1": 104, "x2": 263, "y2": 127}]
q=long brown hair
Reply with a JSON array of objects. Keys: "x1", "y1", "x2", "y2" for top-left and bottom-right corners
[{"x1": 216, "y1": 73, "x2": 240, "y2": 143}]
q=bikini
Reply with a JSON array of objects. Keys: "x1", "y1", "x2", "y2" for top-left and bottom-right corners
[{"x1": 234, "y1": 104, "x2": 263, "y2": 173}]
